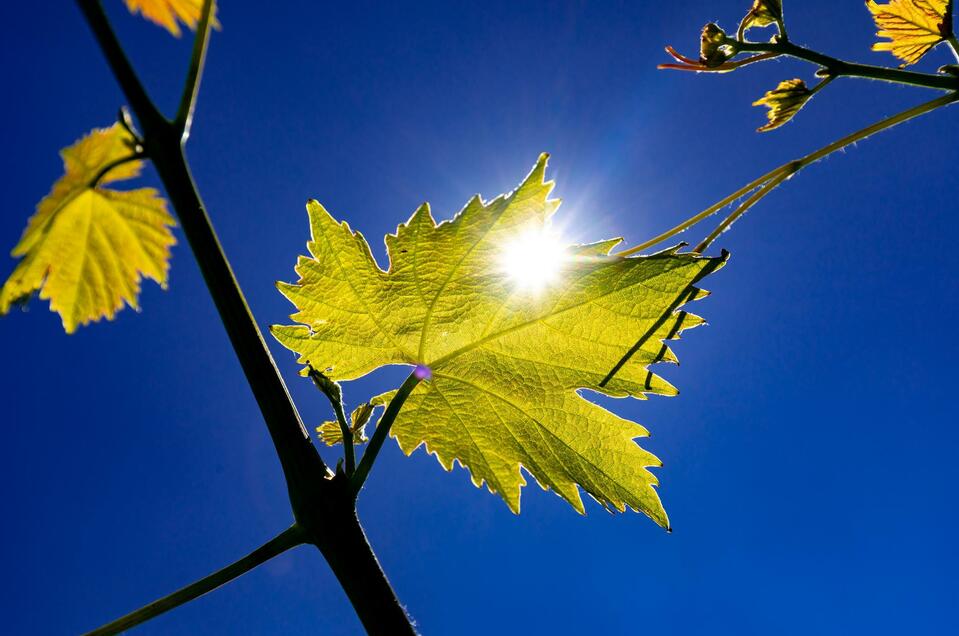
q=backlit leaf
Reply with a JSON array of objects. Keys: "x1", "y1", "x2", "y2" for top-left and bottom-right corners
[
  {"x1": 124, "y1": 0, "x2": 218, "y2": 37},
  {"x1": 867, "y1": 0, "x2": 953, "y2": 66},
  {"x1": 317, "y1": 402, "x2": 375, "y2": 446},
  {"x1": 0, "y1": 124, "x2": 175, "y2": 333},
  {"x1": 739, "y1": 0, "x2": 784, "y2": 37},
  {"x1": 752, "y1": 78, "x2": 813, "y2": 131},
  {"x1": 273, "y1": 155, "x2": 725, "y2": 525}
]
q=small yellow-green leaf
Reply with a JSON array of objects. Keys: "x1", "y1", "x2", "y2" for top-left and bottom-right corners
[
  {"x1": 0, "y1": 124, "x2": 175, "y2": 333},
  {"x1": 317, "y1": 420, "x2": 370, "y2": 446},
  {"x1": 739, "y1": 0, "x2": 784, "y2": 37},
  {"x1": 316, "y1": 402, "x2": 376, "y2": 446},
  {"x1": 124, "y1": 0, "x2": 219, "y2": 37},
  {"x1": 351, "y1": 403, "x2": 375, "y2": 429},
  {"x1": 752, "y1": 78, "x2": 812, "y2": 132},
  {"x1": 273, "y1": 155, "x2": 725, "y2": 526},
  {"x1": 867, "y1": 0, "x2": 952, "y2": 67}
]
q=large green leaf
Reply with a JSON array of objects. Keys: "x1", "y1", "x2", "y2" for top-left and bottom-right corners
[{"x1": 272, "y1": 154, "x2": 725, "y2": 526}]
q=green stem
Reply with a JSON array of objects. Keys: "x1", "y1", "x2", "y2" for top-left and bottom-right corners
[
  {"x1": 84, "y1": 526, "x2": 306, "y2": 636},
  {"x1": 692, "y1": 170, "x2": 790, "y2": 253},
  {"x1": 617, "y1": 163, "x2": 792, "y2": 256},
  {"x1": 332, "y1": 397, "x2": 356, "y2": 475},
  {"x1": 621, "y1": 91, "x2": 958, "y2": 257},
  {"x1": 694, "y1": 91, "x2": 958, "y2": 254},
  {"x1": 351, "y1": 371, "x2": 423, "y2": 496},
  {"x1": 174, "y1": 0, "x2": 215, "y2": 139},
  {"x1": 735, "y1": 40, "x2": 959, "y2": 91}
]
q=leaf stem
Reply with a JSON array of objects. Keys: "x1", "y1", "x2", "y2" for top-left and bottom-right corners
[
  {"x1": 174, "y1": 0, "x2": 215, "y2": 140},
  {"x1": 692, "y1": 170, "x2": 791, "y2": 253},
  {"x1": 83, "y1": 525, "x2": 306, "y2": 636},
  {"x1": 351, "y1": 371, "x2": 423, "y2": 496},
  {"x1": 734, "y1": 40, "x2": 959, "y2": 91},
  {"x1": 88, "y1": 150, "x2": 145, "y2": 187},
  {"x1": 617, "y1": 163, "x2": 792, "y2": 256},
  {"x1": 622, "y1": 91, "x2": 958, "y2": 256},
  {"x1": 307, "y1": 368, "x2": 355, "y2": 474}
]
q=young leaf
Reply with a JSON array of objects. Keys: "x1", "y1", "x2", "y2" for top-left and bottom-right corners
[
  {"x1": 867, "y1": 0, "x2": 953, "y2": 66},
  {"x1": 317, "y1": 402, "x2": 375, "y2": 446},
  {"x1": 752, "y1": 78, "x2": 813, "y2": 131},
  {"x1": 739, "y1": 0, "x2": 784, "y2": 38},
  {"x1": 124, "y1": 0, "x2": 219, "y2": 37},
  {"x1": 0, "y1": 124, "x2": 175, "y2": 333},
  {"x1": 273, "y1": 155, "x2": 725, "y2": 525}
]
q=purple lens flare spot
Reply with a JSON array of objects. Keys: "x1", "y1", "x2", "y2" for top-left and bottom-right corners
[{"x1": 414, "y1": 365, "x2": 432, "y2": 380}]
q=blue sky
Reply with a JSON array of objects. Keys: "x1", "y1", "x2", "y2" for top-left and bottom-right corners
[{"x1": 2, "y1": 1, "x2": 958, "y2": 633}]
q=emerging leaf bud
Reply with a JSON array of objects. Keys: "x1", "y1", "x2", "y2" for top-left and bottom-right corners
[
  {"x1": 308, "y1": 366, "x2": 343, "y2": 403},
  {"x1": 700, "y1": 23, "x2": 734, "y2": 67}
]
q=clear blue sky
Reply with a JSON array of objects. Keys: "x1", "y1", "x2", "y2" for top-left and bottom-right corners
[{"x1": 3, "y1": 1, "x2": 958, "y2": 634}]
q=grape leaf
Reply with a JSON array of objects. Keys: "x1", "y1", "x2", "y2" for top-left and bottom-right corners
[
  {"x1": 0, "y1": 124, "x2": 175, "y2": 333},
  {"x1": 124, "y1": 0, "x2": 219, "y2": 37},
  {"x1": 272, "y1": 155, "x2": 725, "y2": 525},
  {"x1": 317, "y1": 402, "x2": 376, "y2": 446},
  {"x1": 753, "y1": 79, "x2": 813, "y2": 132},
  {"x1": 739, "y1": 0, "x2": 784, "y2": 36},
  {"x1": 867, "y1": 0, "x2": 953, "y2": 66}
]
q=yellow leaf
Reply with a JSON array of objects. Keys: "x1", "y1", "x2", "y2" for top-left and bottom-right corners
[
  {"x1": 315, "y1": 403, "x2": 375, "y2": 446},
  {"x1": 273, "y1": 155, "x2": 726, "y2": 523},
  {"x1": 752, "y1": 78, "x2": 812, "y2": 132},
  {"x1": 0, "y1": 125, "x2": 176, "y2": 333},
  {"x1": 867, "y1": 0, "x2": 953, "y2": 66},
  {"x1": 124, "y1": 0, "x2": 218, "y2": 37},
  {"x1": 739, "y1": 0, "x2": 784, "y2": 36}
]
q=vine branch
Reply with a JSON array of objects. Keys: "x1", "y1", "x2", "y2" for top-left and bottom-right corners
[
  {"x1": 75, "y1": 2, "x2": 418, "y2": 633},
  {"x1": 734, "y1": 39, "x2": 959, "y2": 91}
]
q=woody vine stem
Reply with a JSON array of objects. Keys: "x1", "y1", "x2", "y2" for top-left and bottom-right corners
[{"x1": 74, "y1": 0, "x2": 957, "y2": 634}]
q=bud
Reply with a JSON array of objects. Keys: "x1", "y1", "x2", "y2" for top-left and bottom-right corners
[
  {"x1": 700, "y1": 23, "x2": 733, "y2": 68},
  {"x1": 308, "y1": 366, "x2": 342, "y2": 403}
]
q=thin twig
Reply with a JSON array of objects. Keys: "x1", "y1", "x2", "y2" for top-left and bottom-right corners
[
  {"x1": 84, "y1": 526, "x2": 306, "y2": 636},
  {"x1": 693, "y1": 171, "x2": 791, "y2": 253},
  {"x1": 620, "y1": 91, "x2": 959, "y2": 257}
]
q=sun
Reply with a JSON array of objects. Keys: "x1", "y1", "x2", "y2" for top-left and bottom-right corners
[{"x1": 498, "y1": 225, "x2": 570, "y2": 293}]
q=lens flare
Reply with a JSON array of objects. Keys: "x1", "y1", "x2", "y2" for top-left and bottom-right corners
[{"x1": 498, "y1": 226, "x2": 569, "y2": 293}]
